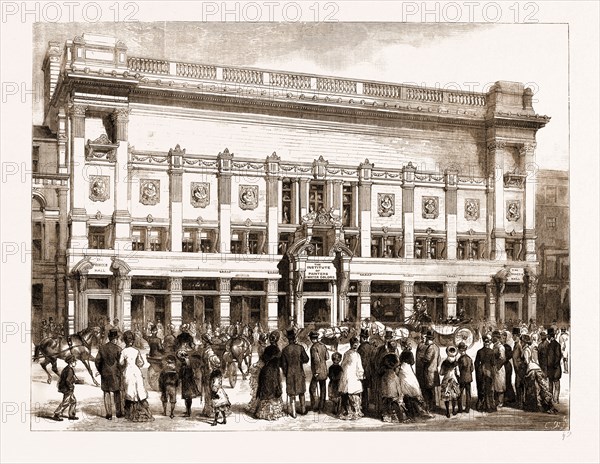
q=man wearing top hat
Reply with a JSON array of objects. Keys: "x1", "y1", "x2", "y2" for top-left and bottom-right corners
[
  {"x1": 94, "y1": 328, "x2": 123, "y2": 420},
  {"x1": 511, "y1": 328, "x2": 526, "y2": 408},
  {"x1": 280, "y1": 328, "x2": 309, "y2": 417},
  {"x1": 422, "y1": 330, "x2": 441, "y2": 412},
  {"x1": 357, "y1": 328, "x2": 375, "y2": 414},
  {"x1": 372, "y1": 329, "x2": 400, "y2": 415},
  {"x1": 537, "y1": 330, "x2": 550, "y2": 376},
  {"x1": 308, "y1": 331, "x2": 329, "y2": 412},
  {"x1": 545, "y1": 327, "x2": 563, "y2": 403}
]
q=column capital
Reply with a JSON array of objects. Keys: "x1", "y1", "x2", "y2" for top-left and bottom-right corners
[
  {"x1": 519, "y1": 142, "x2": 537, "y2": 157},
  {"x1": 169, "y1": 276, "x2": 183, "y2": 292},
  {"x1": 68, "y1": 103, "x2": 87, "y2": 118}
]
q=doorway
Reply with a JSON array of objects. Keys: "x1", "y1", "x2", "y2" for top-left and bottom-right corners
[
  {"x1": 231, "y1": 296, "x2": 262, "y2": 326},
  {"x1": 304, "y1": 298, "x2": 330, "y2": 326},
  {"x1": 87, "y1": 298, "x2": 108, "y2": 327},
  {"x1": 504, "y1": 300, "x2": 521, "y2": 324}
]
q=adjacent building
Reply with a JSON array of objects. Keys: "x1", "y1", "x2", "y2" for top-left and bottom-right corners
[
  {"x1": 535, "y1": 169, "x2": 570, "y2": 325},
  {"x1": 34, "y1": 33, "x2": 551, "y2": 334}
]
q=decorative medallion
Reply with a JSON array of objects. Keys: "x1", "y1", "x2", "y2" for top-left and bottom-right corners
[
  {"x1": 378, "y1": 193, "x2": 395, "y2": 217},
  {"x1": 422, "y1": 196, "x2": 439, "y2": 219},
  {"x1": 464, "y1": 199, "x2": 480, "y2": 221},
  {"x1": 506, "y1": 200, "x2": 521, "y2": 222},
  {"x1": 244, "y1": 218, "x2": 253, "y2": 227},
  {"x1": 140, "y1": 179, "x2": 160, "y2": 206},
  {"x1": 239, "y1": 185, "x2": 258, "y2": 210},
  {"x1": 191, "y1": 182, "x2": 210, "y2": 208},
  {"x1": 89, "y1": 175, "x2": 110, "y2": 202},
  {"x1": 146, "y1": 214, "x2": 154, "y2": 223},
  {"x1": 196, "y1": 216, "x2": 204, "y2": 225}
]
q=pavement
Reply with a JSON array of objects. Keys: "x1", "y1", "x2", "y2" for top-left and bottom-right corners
[{"x1": 30, "y1": 340, "x2": 570, "y2": 431}]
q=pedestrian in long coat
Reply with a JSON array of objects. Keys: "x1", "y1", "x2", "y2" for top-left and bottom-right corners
[
  {"x1": 491, "y1": 330, "x2": 506, "y2": 407},
  {"x1": 338, "y1": 337, "x2": 364, "y2": 420},
  {"x1": 537, "y1": 331, "x2": 549, "y2": 376},
  {"x1": 546, "y1": 328, "x2": 562, "y2": 403},
  {"x1": 415, "y1": 333, "x2": 427, "y2": 393},
  {"x1": 357, "y1": 329, "x2": 375, "y2": 414},
  {"x1": 94, "y1": 328, "x2": 123, "y2": 420},
  {"x1": 512, "y1": 329, "x2": 526, "y2": 407},
  {"x1": 280, "y1": 329, "x2": 309, "y2": 417},
  {"x1": 177, "y1": 350, "x2": 201, "y2": 417},
  {"x1": 474, "y1": 335, "x2": 496, "y2": 412},
  {"x1": 422, "y1": 331, "x2": 440, "y2": 412},
  {"x1": 456, "y1": 342, "x2": 473, "y2": 413},
  {"x1": 309, "y1": 331, "x2": 329, "y2": 412},
  {"x1": 502, "y1": 331, "x2": 516, "y2": 404}
]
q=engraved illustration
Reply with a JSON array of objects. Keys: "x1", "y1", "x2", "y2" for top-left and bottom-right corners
[{"x1": 26, "y1": 22, "x2": 570, "y2": 437}]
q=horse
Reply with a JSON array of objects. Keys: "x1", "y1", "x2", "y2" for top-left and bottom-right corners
[
  {"x1": 33, "y1": 326, "x2": 101, "y2": 386},
  {"x1": 226, "y1": 333, "x2": 253, "y2": 381}
]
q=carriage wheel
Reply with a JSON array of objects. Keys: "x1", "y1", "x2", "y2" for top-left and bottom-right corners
[
  {"x1": 454, "y1": 328, "x2": 474, "y2": 349},
  {"x1": 228, "y1": 361, "x2": 238, "y2": 389},
  {"x1": 147, "y1": 365, "x2": 160, "y2": 391}
]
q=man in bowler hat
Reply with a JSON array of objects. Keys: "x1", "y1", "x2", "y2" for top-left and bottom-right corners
[
  {"x1": 95, "y1": 328, "x2": 123, "y2": 419},
  {"x1": 309, "y1": 331, "x2": 329, "y2": 412}
]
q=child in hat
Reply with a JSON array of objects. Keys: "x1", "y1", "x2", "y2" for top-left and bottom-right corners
[
  {"x1": 53, "y1": 355, "x2": 79, "y2": 421},
  {"x1": 440, "y1": 346, "x2": 460, "y2": 418},
  {"x1": 159, "y1": 355, "x2": 180, "y2": 418},
  {"x1": 209, "y1": 369, "x2": 231, "y2": 426},
  {"x1": 328, "y1": 352, "x2": 343, "y2": 415}
]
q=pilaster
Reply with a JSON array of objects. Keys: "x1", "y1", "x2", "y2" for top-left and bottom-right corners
[{"x1": 358, "y1": 159, "x2": 373, "y2": 258}]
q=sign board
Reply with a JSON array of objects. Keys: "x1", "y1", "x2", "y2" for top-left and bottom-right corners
[
  {"x1": 305, "y1": 262, "x2": 336, "y2": 280},
  {"x1": 507, "y1": 267, "x2": 524, "y2": 283},
  {"x1": 89, "y1": 257, "x2": 113, "y2": 275}
]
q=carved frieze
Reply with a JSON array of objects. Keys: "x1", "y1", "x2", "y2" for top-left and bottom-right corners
[
  {"x1": 239, "y1": 185, "x2": 258, "y2": 210},
  {"x1": 140, "y1": 179, "x2": 160, "y2": 206},
  {"x1": 190, "y1": 182, "x2": 210, "y2": 208},
  {"x1": 378, "y1": 193, "x2": 395, "y2": 217},
  {"x1": 89, "y1": 176, "x2": 110, "y2": 202},
  {"x1": 422, "y1": 196, "x2": 439, "y2": 219},
  {"x1": 464, "y1": 198, "x2": 480, "y2": 221},
  {"x1": 506, "y1": 200, "x2": 521, "y2": 222}
]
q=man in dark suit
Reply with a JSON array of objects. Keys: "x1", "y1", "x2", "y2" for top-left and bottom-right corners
[
  {"x1": 537, "y1": 331, "x2": 549, "y2": 376},
  {"x1": 309, "y1": 331, "x2": 329, "y2": 412},
  {"x1": 280, "y1": 328, "x2": 309, "y2": 418},
  {"x1": 357, "y1": 329, "x2": 375, "y2": 414},
  {"x1": 456, "y1": 342, "x2": 473, "y2": 413},
  {"x1": 94, "y1": 328, "x2": 123, "y2": 419},
  {"x1": 546, "y1": 328, "x2": 563, "y2": 403},
  {"x1": 511, "y1": 328, "x2": 526, "y2": 408}
]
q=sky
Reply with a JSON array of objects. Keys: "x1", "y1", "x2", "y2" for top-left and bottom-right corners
[{"x1": 33, "y1": 22, "x2": 568, "y2": 171}]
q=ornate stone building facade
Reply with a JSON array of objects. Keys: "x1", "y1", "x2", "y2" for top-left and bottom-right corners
[{"x1": 36, "y1": 34, "x2": 550, "y2": 333}]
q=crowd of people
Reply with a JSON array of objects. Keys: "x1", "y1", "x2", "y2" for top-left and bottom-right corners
[{"x1": 45, "y1": 315, "x2": 569, "y2": 426}]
